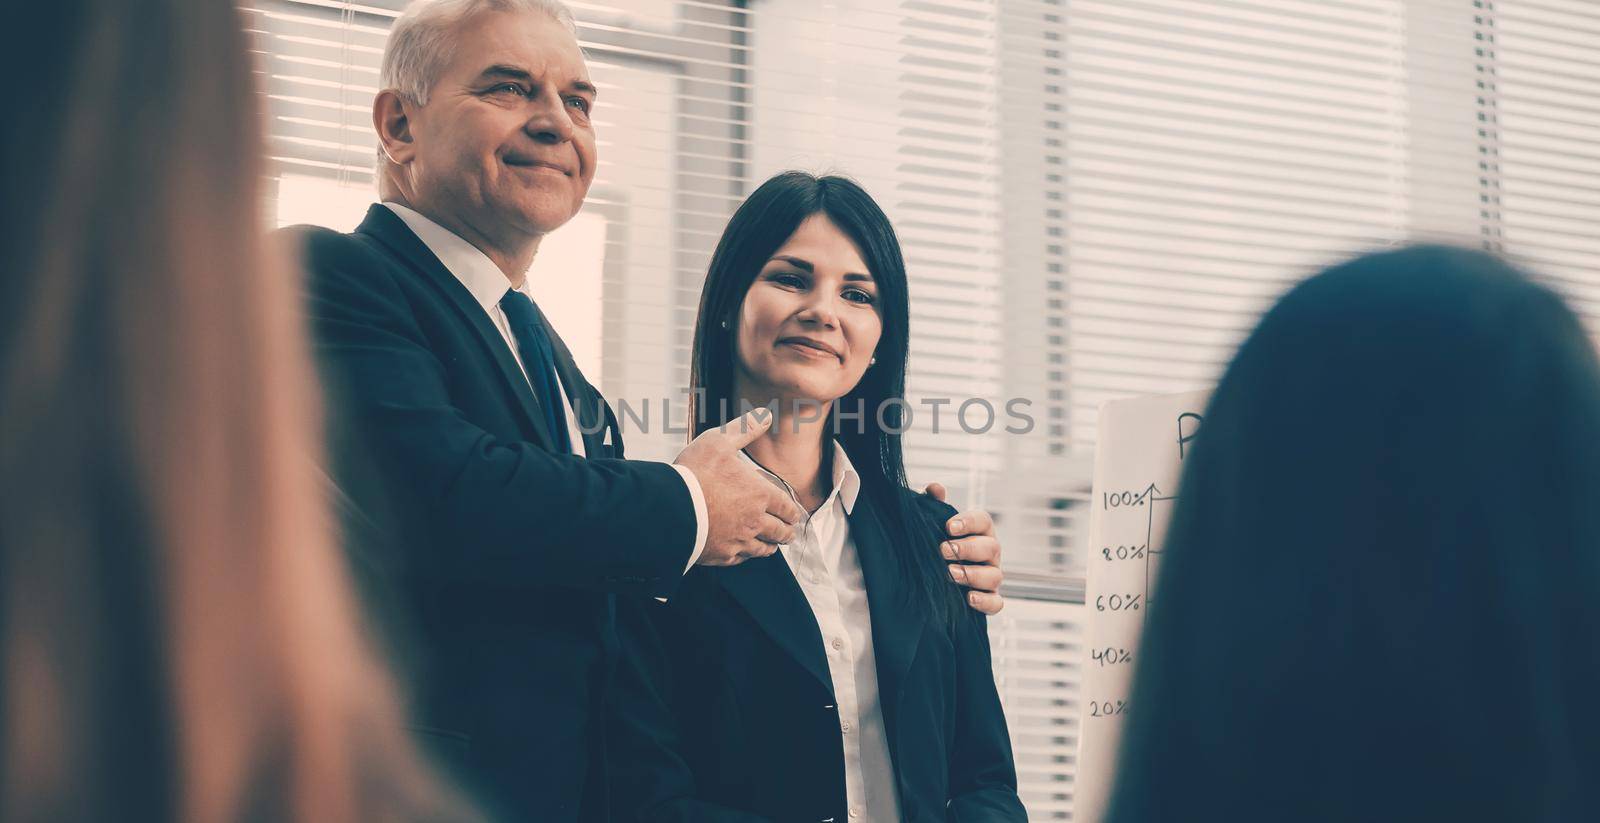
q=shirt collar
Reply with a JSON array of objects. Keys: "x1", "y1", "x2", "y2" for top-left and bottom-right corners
[
  {"x1": 831, "y1": 440, "x2": 861, "y2": 514},
  {"x1": 383, "y1": 201, "x2": 519, "y2": 313},
  {"x1": 739, "y1": 439, "x2": 861, "y2": 515}
]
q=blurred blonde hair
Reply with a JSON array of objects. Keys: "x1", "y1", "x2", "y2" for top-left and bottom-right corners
[{"x1": 0, "y1": 1, "x2": 473, "y2": 820}]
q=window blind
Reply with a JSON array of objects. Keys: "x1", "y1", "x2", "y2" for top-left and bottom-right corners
[
  {"x1": 1483, "y1": 0, "x2": 1600, "y2": 326},
  {"x1": 987, "y1": 596, "x2": 1085, "y2": 821},
  {"x1": 1066, "y1": 0, "x2": 1419, "y2": 451}
]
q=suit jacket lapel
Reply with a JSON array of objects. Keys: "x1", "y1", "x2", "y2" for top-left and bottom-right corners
[
  {"x1": 354, "y1": 204, "x2": 556, "y2": 451},
  {"x1": 533, "y1": 300, "x2": 609, "y2": 459},
  {"x1": 710, "y1": 554, "x2": 834, "y2": 695},
  {"x1": 851, "y1": 501, "x2": 927, "y2": 717},
  {"x1": 599, "y1": 403, "x2": 625, "y2": 459}
]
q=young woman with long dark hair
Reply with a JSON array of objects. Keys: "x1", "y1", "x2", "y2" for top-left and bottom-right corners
[
  {"x1": 1106, "y1": 246, "x2": 1600, "y2": 823},
  {"x1": 618, "y1": 172, "x2": 1026, "y2": 822}
]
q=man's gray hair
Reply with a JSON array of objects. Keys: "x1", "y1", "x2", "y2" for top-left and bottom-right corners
[{"x1": 381, "y1": 0, "x2": 577, "y2": 107}]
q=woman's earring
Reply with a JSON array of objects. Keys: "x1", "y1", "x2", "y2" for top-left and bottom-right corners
[
  {"x1": 869, "y1": 356, "x2": 877, "y2": 366},
  {"x1": 720, "y1": 319, "x2": 729, "y2": 330}
]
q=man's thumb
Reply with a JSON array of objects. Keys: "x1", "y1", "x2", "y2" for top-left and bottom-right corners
[{"x1": 722, "y1": 407, "x2": 774, "y2": 446}]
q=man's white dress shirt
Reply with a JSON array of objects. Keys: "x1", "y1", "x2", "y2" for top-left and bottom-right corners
[
  {"x1": 742, "y1": 442, "x2": 902, "y2": 823},
  {"x1": 384, "y1": 202, "x2": 707, "y2": 567}
]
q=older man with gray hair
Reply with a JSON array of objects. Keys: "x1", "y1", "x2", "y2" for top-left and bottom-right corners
[{"x1": 289, "y1": 0, "x2": 1005, "y2": 820}]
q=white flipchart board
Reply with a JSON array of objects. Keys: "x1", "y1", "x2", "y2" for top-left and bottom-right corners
[{"x1": 1075, "y1": 390, "x2": 1210, "y2": 823}]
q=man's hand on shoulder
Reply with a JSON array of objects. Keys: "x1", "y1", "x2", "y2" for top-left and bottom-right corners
[
  {"x1": 674, "y1": 409, "x2": 802, "y2": 567},
  {"x1": 924, "y1": 482, "x2": 1004, "y2": 615}
]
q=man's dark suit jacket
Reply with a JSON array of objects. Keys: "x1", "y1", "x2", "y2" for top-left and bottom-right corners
[
  {"x1": 292, "y1": 204, "x2": 697, "y2": 822},
  {"x1": 612, "y1": 489, "x2": 1028, "y2": 823}
]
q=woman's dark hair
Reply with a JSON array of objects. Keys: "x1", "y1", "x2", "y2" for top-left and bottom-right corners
[
  {"x1": 689, "y1": 171, "x2": 964, "y2": 623},
  {"x1": 1107, "y1": 245, "x2": 1600, "y2": 823}
]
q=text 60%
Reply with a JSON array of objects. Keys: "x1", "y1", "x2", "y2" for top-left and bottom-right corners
[{"x1": 1095, "y1": 593, "x2": 1142, "y2": 612}]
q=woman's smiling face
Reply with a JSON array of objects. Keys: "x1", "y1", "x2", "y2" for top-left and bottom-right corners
[{"x1": 732, "y1": 213, "x2": 883, "y2": 406}]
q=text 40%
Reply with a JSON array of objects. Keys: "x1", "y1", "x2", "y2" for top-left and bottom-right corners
[{"x1": 1090, "y1": 647, "x2": 1133, "y2": 667}]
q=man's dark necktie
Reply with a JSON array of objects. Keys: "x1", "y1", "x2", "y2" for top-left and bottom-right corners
[{"x1": 499, "y1": 289, "x2": 573, "y2": 454}]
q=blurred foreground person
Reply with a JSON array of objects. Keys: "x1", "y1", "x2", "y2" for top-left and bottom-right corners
[
  {"x1": 0, "y1": 1, "x2": 476, "y2": 820},
  {"x1": 1107, "y1": 246, "x2": 1600, "y2": 823}
]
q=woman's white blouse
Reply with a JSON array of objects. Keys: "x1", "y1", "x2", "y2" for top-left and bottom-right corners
[{"x1": 739, "y1": 442, "x2": 902, "y2": 823}]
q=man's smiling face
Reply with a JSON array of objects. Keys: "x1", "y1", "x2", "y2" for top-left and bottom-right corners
[{"x1": 404, "y1": 9, "x2": 597, "y2": 241}]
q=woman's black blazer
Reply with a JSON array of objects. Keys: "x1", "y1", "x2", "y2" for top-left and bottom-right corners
[{"x1": 615, "y1": 489, "x2": 1028, "y2": 823}]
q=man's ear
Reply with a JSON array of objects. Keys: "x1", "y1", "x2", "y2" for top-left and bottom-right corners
[{"x1": 373, "y1": 89, "x2": 418, "y2": 165}]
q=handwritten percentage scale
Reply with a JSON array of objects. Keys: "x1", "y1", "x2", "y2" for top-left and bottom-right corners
[
  {"x1": 1099, "y1": 482, "x2": 1177, "y2": 626},
  {"x1": 1076, "y1": 392, "x2": 1207, "y2": 823}
]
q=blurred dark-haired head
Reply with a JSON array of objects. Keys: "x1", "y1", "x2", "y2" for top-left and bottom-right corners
[{"x1": 1107, "y1": 245, "x2": 1600, "y2": 823}]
